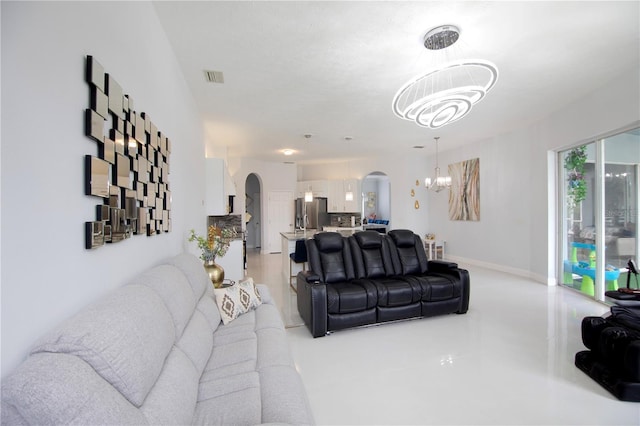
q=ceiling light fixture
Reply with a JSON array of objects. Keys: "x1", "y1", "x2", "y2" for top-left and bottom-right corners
[
  {"x1": 392, "y1": 25, "x2": 498, "y2": 129},
  {"x1": 425, "y1": 137, "x2": 451, "y2": 192},
  {"x1": 423, "y1": 25, "x2": 459, "y2": 50},
  {"x1": 283, "y1": 149, "x2": 294, "y2": 156}
]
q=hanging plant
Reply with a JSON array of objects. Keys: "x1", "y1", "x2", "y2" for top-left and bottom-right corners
[{"x1": 564, "y1": 146, "x2": 587, "y2": 206}]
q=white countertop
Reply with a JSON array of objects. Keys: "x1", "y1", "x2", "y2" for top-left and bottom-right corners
[
  {"x1": 280, "y1": 229, "x2": 318, "y2": 241},
  {"x1": 280, "y1": 227, "x2": 363, "y2": 240}
]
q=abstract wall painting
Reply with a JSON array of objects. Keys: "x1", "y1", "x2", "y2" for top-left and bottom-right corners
[{"x1": 448, "y1": 158, "x2": 480, "y2": 221}]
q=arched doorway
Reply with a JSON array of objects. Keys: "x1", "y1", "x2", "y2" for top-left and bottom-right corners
[
  {"x1": 362, "y1": 171, "x2": 391, "y2": 231},
  {"x1": 245, "y1": 173, "x2": 262, "y2": 249}
]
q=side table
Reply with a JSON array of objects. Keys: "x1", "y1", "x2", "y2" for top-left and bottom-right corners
[
  {"x1": 424, "y1": 239, "x2": 445, "y2": 260},
  {"x1": 220, "y1": 279, "x2": 236, "y2": 288}
]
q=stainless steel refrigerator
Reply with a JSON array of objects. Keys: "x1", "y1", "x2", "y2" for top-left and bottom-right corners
[{"x1": 295, "y1": 197, "x2": 328, "y2": 230}]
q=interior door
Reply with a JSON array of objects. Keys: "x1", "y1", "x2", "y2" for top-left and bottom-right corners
[{"x1": 266, "y1": 190, "x2": 294, "y2": 253}]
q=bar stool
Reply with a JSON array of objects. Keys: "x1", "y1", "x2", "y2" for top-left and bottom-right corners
[{"x1": 289, "y1": 239, "x2": 307, "y2": 292}]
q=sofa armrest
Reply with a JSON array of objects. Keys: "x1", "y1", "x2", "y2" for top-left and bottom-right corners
[
  {"x1": 427, "y1": 262, "x2": 470, "y2": 314},
  {"x1": 298, "y1": 270, "x2": 321, "y2": 283},
  {"x1": 428, "y1": 260, "x2": 458, "y2": 271},
  {"x1": 296, "y1": 272, "x2": 327, "y2": 338}
]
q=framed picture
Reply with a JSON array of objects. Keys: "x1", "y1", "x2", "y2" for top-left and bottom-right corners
[{"x1": 448, "y1": 158, "x2": 480, "y2": 221}]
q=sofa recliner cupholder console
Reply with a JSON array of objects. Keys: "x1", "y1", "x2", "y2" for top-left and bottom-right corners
[{"x1": 296, "y1": 229, "x2": 470, "y2": 337}]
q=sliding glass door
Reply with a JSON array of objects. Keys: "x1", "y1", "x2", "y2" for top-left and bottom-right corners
[{"x1": 559, "y1": 128, "x2": 639, "y2": 301}]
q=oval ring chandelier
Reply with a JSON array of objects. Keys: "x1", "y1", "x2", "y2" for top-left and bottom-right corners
[{"x1": 392, "y1": 26, "x2": 499, "y2": 129}]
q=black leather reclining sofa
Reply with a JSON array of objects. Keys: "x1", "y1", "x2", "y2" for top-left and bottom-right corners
[{"x1": 296, "y1": 229, "x2": 470, "y2": 337}]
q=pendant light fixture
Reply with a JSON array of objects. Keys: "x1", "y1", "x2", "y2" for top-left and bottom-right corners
[
  {"x1": 425, "y1": 137, "x2": 451, "y2": 192},
  {"x1": 345, "y1": 188, "x2": 354, "y2": 202},
  {"x1": 345, "y1": 160, "x2": 354, "y2": 201},
  {"x1": 392, "y1": 25, "x2": 498, "y2": 129},
  {"x1": 304, "y1": 184, "x2": 313, "y2": 202}
]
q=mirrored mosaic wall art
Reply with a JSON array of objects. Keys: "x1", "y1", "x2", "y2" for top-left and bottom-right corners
[{"x1": 84, "y1": 55, "x2": 172, "y2": 249}]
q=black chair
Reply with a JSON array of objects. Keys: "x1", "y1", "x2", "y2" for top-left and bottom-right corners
[{"x1": 289, "y1": 239, "x2": 307, "y2": 292}]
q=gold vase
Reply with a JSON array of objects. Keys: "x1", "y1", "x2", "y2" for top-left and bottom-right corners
[{"x1": 204, "y1": 260, "x2": 225, "y2": 288}]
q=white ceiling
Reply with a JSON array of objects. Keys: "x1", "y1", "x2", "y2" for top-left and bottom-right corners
[{"x1": 152, "y1": 1, "x2": 640, "y2": 164}]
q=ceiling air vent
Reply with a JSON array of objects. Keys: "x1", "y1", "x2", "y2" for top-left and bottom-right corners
[{"x1": 204, "y1": 70, "x2": 224, "y2": 84}]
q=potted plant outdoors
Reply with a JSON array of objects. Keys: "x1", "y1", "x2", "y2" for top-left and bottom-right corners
[
  {"x1": 565, "y1": 146, "x2": 588, "y2": 209},
  {"x1": 564, "y1": 146, "x2": 588, "y2": 242},
  {"x1": 189, "y1": 225, "x2": 237, "y2": 288}
]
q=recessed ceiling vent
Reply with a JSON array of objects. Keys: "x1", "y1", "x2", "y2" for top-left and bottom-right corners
[{"x1": 204, "y1": 70, "x2": 224, "y2": 84}]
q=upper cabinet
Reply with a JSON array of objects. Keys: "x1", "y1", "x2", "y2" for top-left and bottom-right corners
[
  {"x1": 328, "y1": 179, "x2": 361, "y2": 213},
  {"x1": 296, "y1": 179, "x2": 361, "y2": 212},
  {"x1": 205, "y1": 158, "x2": 236, "y2": 215},
  {"x1": 296, "y1": 180, "x2": 329, "y2": 199}
]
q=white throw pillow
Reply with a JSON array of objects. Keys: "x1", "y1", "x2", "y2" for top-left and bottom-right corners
[
  {"x1": 238, "y1": 277, "x2": 262, "y2": 310},
  {"x1": 214, "y1": 278, "x2": 262, "y2": 324}
]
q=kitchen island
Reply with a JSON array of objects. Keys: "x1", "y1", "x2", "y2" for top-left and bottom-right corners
[
  {"x1": 281, "y1": 229, "x2": 317, "y2": 285},
  {"x1": 323, "y1": 226, "x2": 363, "y2": 234},
  {"x1": 280, "y1": 227, "x2": 363, "y2": 285}
]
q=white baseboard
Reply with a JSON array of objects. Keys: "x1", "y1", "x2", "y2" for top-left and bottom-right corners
[{"x1": 445, "y1": 255, "x2": 557, "y2": 286}]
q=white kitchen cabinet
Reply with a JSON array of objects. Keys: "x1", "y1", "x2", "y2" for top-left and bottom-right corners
[
  {"x1": 297, "y1": 180, "x2": 328, "y2": 199},
  {"x1": 328, "y1": 179, "x2": 360, "y2": 212},
  {"x1": 205, "y1": 158, "x2": 236, "y2": 215},
  {"x1": 327, "y1": 180, "x2": 342, "y2": 212}
]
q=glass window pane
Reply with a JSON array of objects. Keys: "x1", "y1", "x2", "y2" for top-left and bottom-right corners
[
  {"x1": 560, "y1": 128, "x2": 639, "y2": 301},
  {"x1": 605, "y1": 131, "x2": 639, "y2": 289},
  {"x1": 561, "y1": 143, "x2": 599, "y2": 297}
]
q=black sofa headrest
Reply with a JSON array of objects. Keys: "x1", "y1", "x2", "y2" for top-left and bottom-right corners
[
  {"x1": 388, "y1": 229, "x2": 416, "y2": 248},
  {"x1": 315, "y1": 232, "x2": 344, "y2": 253},
  {"x1": 354, "y1": 231, "x2": 382, "y2": 249}
]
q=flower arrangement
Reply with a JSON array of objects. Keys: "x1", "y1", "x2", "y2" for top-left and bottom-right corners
[{"x1": 189, "y1": 225, "x2": 236, "y2": 263}]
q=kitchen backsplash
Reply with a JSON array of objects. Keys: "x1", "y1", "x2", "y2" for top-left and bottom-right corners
[
  {"x1": 328, "y1": 213, "x2": 362, "y2": 227},
  {"x1": 208, "y1": 214, "x2": 243, "y2": 239}
]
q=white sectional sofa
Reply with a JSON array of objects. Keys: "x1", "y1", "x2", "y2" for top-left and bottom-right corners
[{"x1": 1, "y1": 253, "x2": 314, "y2": 425}]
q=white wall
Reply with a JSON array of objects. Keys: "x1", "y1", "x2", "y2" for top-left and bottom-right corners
[
  {"x1": 2, "y1": 3, "x2": 638, "y2": 380},
  {"x1": 428, "y1": 68, "x2": 639, "y2": 283},
  {"x1": 228, "y1": 158, "x2": 297, "y2": 253},
  {"x1": 1, "y1": 2, "x2": 207, "y2": 377},
  {"x1": 300, "y1": 156, "x2": 433, "y2": 237},
  {"x1": 361, "y1": 175, "x2": 392, "y2": 222},
  {"x1": 299, "y1": 68, "x2": 640, "y2": 284}
]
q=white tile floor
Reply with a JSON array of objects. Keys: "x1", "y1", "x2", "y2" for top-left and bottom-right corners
[{"x1": 247, "y1": 249, "x2": 640, "y2": 425}]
